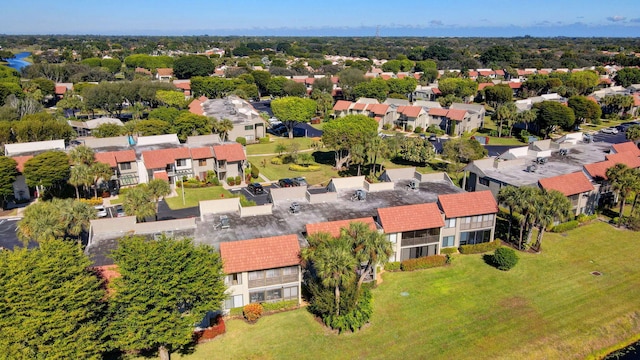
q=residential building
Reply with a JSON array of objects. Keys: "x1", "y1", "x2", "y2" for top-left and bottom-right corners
[
  {"x1": 68, "y1": 117, "x2": 123, "y2": 137},
  {"x1": 141, "y1": 147, "x2": 192, "y2": 185},
  {"x1": 212, "y1": 143, "x2": 246, "y2": 182},
  {"x1": 190, "y1": 147, "x2": 215, "y2": 181},
  {"x1": 197, "y1": 96, "x2": 266, "y2": 142},
  {"x1": 94, "y1": 150, "x2": 139, "y2": 187},
  {"x1": 538, "y1": 172, "x2": 596, "y2": 216},
  {"x1": 219, "y1": 234, "x2": 301, "y2": 310},
  {"x1": 156, "y1": 68, "x2": 173, "y2": 81},
  {"x1": 437, "y1": 191, "x2": 498, "y2": 248}
]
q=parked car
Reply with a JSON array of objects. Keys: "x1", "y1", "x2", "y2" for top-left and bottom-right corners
[
  {"x1": 247, "y1": 182, "x2": 264, "y2": 195},
  {"x1": 292, "y1": 177, "x2": 307, "y2": 186},
  {"x1": 94, "y1": 205, "x2": 108, "y2": 218},
  {"x1": 428, "y1": 134, "x2": 437, "y2": 141},
  {"x1": 278, "y1": 178, "x2": 294, "y2": 187},
  {"x1": 601, "y1": 127, "x2": 619, "y2": 134},
  {"x1": 114, "y1": 204, "x2": 126, "y2": 217}
]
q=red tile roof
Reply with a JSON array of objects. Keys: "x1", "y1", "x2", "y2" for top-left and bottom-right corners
[
  {"x1": 413, "y1": 73, "x2": 421, "y2": 80},
  {"x1": 446, "y1": 109, "x2": 467, "y2": 121},
  {"x1": 429, "y1": 108, "x2": 449, "y2": 117},
  {"x1": 400, "y1": 106, "x2": 423, "y2": 118},
  {"x1": 333, "y1": 100, "x2": 352, "y2": 112},
  {"x1": 331, "y1": 76, "x2": 339, "y2": 84},
  {"x1": 468, "y1": 71, "x2": 479, "y2": 77},
  {"x1": 352, "y1": 102, "x2": 367, "y2": 111},
  {"x1": 174, "y1": 82, "x2": 191, "y2": 90},
  {"x1": 605, "y1": 152, "x2": 640, "y2": 168},
  {"x1": 432, "y1": 88, "x2": 441, "y2": 95},
  {"x1": 12, "y1": 155, "x2": 33, "y2": 173},
  {"x1": 479, "y1": 70, "x2": 494, "y2": 76},
  {"x1": 190, "y1": 147, "x2": 213, "y2": 160},
  {"x1": 142, "y1": 147, "x2": 191, "y2": 169},
  {"x1": 135, "y1": 67, "x2": 152, "y2": 75},
  {"x1": 478, "y1": 83, "x2": 494, "y2": 90},
  {"x1": 397, "y1": 73, "x2": 407, "y2": 79},
  {"x1": 95, "y1": 150, "x2": 136, "y2": 167},
  {"x1": 306, "y1": 217, "x2": 376, "y2": 238},
  {"x1": 95, "y1": 152, "x2": 117, "y2": 167},
  {"x1": 55, "y1": 85, "x2": 67, "y2": 95},
  {"x1": 494, "y1": 69, "x2": 505, "y2": 76},
  {"x1": 368, "y1": 103, "x2": 390, "y2": 116},
  {"x1": 634, "y1": 93, "x2": 640, "y2": 107},
  {"x1": 612, "y1": 142, "x2": 640, "y2": 156},
  {"x1": 380, "y1": 74, "x2": 392, "y2": 80},
  {"x1": 377, "y1": 203, "x2": 444, "y2": 234},
  {"x1": 116, "y1": 150, "x2": 136, "y2": 163},
  {"x1": 438, "y1": 191, "x2": 498, "y2": 218},
  {"x1": 305, "y1": 78, "x2": 315, "y2": 85},
  {"x1": 220, "y1": 234, "x2": 301, "y2": 274},
  {"x1": 156, "y1": 68, "x2": 173, "y2": 76},
  {"x1": 292, "y1": 78, "x2": 306, "y2": 84},
  {"x1": 153, "y1": 170, "x2": 169, "y2": 182},
  {"x1": 539, "y1": 172, "x2": 594, "y2": 196},
  {"x1": 212, "y1": 143, "x2": 245, "y2": 162},
  {"x1": 584, "y1": 160, "x2": 615, "y2": 180},
  {"x1": 508, "y1": 82, "x2": 522, "y2": 89},
  {"x1": 189, "y1": 98, "x2": 204, "y2": 115}
]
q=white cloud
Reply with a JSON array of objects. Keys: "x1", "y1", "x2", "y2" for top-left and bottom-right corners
[{"x1": 606, "y1": 16, "x2": 626, "y2": 22}]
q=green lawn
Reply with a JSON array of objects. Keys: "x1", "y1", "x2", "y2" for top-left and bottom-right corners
[
  {"x1": 249, "y1": 152, "x2": 338, "y2": 186},
  {"x1": 164, "y1": 186, "x2": 232, "y2": 209},
  {"x1": 172, "y1": 221, "x2": 640, "y2": 360},
  {"x1": 246, "y1": 137, "x2": 319, "y2": 156}
]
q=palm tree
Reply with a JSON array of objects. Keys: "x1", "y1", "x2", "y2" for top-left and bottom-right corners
[
  {"x1": 17, "y1": 201, "x2": 66, "y2": 244},
  {"x1": 494, "y1": 102, "x2": 516, "y2": 137},
  {"x1": 68, "y1": 145, "x2": 95, "y2": 166},
  {"x1": 147, "y1": 179, "x2": 171, "y2": 221},
  {"x1": 123, "y1": 186, "x2": 155, "y2": 222},
  {"x1": 497, "y1": 186, "x2": 522, "y2": 244},
  {"x1": 532, "y1": 190, "x2": 572, "y2": 251},
  {"x1": 68, "y1": 164, "x2": 91, "y2": 199},
  {"x1": 90, "y1": 162, "x2": 114, "y2": 198},
  {"x1": 350, "y1": 143, "x2": 366, "y2": 176},
  {"x1": 626, "y1": 125, "x2": 640, "y2": 143},
  {"x1": 342, "y1": 222, "x2": 392, "y2": 291},
  {"x1": 365, "y1": 136, "x2": 388, "y2": 176},
  {"x1": 60, "y1": 199, "x2": 97, "y2": 239},
  {"x1": 515, "y1": 109, "x2": 537, "y2": 131},
  {"x1": 513, "y1": 186, "x2": 539, "y2": 250},
  {"x1": 216, "y1": 118, "x2": 234, "y2": 141},
  {"x1": 606, "y1": 164, "x2": 637, "y2": 227},
  {"x1": 313, "y1": 238, "x2": 357, "y2": 316}
]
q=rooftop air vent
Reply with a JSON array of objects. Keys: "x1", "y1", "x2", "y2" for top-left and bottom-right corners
[
  {"x1": 351, "y1": 189, "x2": 366, "y2": 202},
  {"x1": 526, "y1": 165, "x2": 537, "y2": 173}
]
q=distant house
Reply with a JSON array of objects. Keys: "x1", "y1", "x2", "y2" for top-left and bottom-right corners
[
  {"x1": 426, "y1": 103, "x2": 485, "y2": 136},
  {"x1": 141, "y1": 147, "x2": 192, "y2": 185},
  {"x1": 197, "y1": 96, "x2": 266, "y2": 142},
  {"x1": 538, "y1": 172, "x2": 596, "y2": 217},
  {"x1": 68, "y1": 117, "x2": 123, "y2": 137},
  {"x1": 212, "y1": 143, "x2": 246, "y2": 182},
  {"x1": 156, "y1": 68, "x2": 173, "y2": 81},
  {"x1": 11, "y1": 155, "x2": 33, "y2": 200},
  {"x1": 173, "y1": 79, "x2": 191, "y2": 97},
  {"x1": 190, "y1": 147, "x2": 215, "y2": 181},
  {"x1": 395, "y1": 105, "x2": 428, "y2": 131},
  {"x1": 219, "y1": 234, "x2": 301, "y2": 311},
  {"x1": 94, "y1": 150, "x2": 139, "y2": 187}
]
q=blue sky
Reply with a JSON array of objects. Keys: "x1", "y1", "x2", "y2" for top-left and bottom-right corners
[{"x1": 3, "y1": 0, "x2": 640, "y2": 36}]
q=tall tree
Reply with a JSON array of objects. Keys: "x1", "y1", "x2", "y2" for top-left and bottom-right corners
[
  {"x1": 69, "y1": 145, "x2": 95, "y2": 166},
  {"x1": 147, "y1": 179, "x2": 171, "y2": 221},
  {"x1": 0, "y1": 156, "x2": 18, "y2": 209},
  {"x1": 0, "y1": 240, "x2": 107, "y2": 359},
  {"x1": 532, "y1": 101, "x2": 576, "y2": 138},
  {"x1": 342, "y1": 222, "x2": 392, "y2": 291},
  {"x1": 23, "y1": 150, "x2": 70, "y2": 198},
  {"x1": 497, "y1": 186, "x2": 522, "y2": 244},
  {"x1": 271, "y1": 97, "x2": 316, "y2": 139},
  {"x1": 442, "y1": 138, "x2": 487, "y2": 182},
  {"x1": 172, "y1": 55, "x2": 214, "y2": 79},
  {"x1": 310, "y1": 236, "x2": 357, "y2": 316},
  {"x1": 108, "y1": 235, "x2": 226, "y2": 360},
  {"x1": 532, "y1": 189, "x2": 572, "y2": 251},
  {"x1": 567, "y1": 96, "x2": 602, "y2": 125},
  {"x1": 17, "y1": 198, "x2": 96, "y2": 244},
  {"x1": 322, "y1": 115, "x2": 379, "y2": 169},
  {"x1": 606, "y1": 164, "x2": 638, "y2": 227},
  {"x1": 89, "y1": 161, "x2": 113, "y2": 198},
  {"x1": 626, "y1": 125, "x2": 640, "y2": 142},
  {"x1": 68, "y1": 164, "x2": 91, "y2": 199},
  {"x1": 494, "y1": 102, "x2": 517, "y2": 137},
  {"x1": 122, "y1": 185, "x2": 155, "y2": 222},
  {"x1": 212, "y1": 118, "x2": 234, "y2": 142},
  {"x1": 484, "y1": 84, "x2": 513, "y2": 108}
]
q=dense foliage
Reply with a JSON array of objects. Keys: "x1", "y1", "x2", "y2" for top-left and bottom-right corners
[{"x1": 493, "y1": 247, "x2": 519, "y2": 271}]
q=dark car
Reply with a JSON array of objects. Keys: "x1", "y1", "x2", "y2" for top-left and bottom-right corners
[
  {"x1": 247, "y1": 182, "x2": 264, "y2": 195},
  {"x1": 278, "y1": 178, "x2": 294, "y2": 187}
]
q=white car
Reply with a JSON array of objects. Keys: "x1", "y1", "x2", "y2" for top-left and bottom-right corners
[
  {"x1": 601, "y1": 127, "x2": 619, "y2": 134},
  {"x1": 94, "y1": 205, "x2": 108, "y2": 218}
]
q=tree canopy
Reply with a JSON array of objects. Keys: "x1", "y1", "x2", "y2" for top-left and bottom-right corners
[
  {"x1": 23, "y1": 150, "x2": 70, "y2": 196},
  {"x1": 567, "y1": 96, "x2": 602, "y2": 125},
  {"x1": 0, "y1": 240, "x2": 107, "y2": 359},
  {"x1": 108, "y1": 235, "x2": 226, "y2": 360},
  {"x1": 322, "y1": 115, "x2": 379, "y2": 169},
  {"x1": 271, "y1": 97, "x2": 316, "y2": 139},
  {"x1": 173, "y1": 55, "x2": 215, "y2": 79},
  {"x1": 0, "y1": 156, "x2": 18, "y2": 208},
  {"x1": 533, "y1": 101, "x2": 576, "y2": 138}
]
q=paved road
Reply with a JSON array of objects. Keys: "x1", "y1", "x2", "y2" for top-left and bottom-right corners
[{"x1": 0, "y1": 218, "x2": 32, "y2": 250}]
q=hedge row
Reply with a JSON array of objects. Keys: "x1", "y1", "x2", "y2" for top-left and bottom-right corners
[
  {"x1": 440, "y1": 247, "x2": 458, "y2": 255},
  {"x1": 551, "y1": 220, "x2": 579, "y2": 233},
  {"x1": 288, "y1": 164, "x2": 321, "y2": 172},
  {"x1": 400, "y1": 255, "x2": 448, "y2": 272},
  {"x1": 459, "y1": 240, "x2": 502, "y2": 254},
  {"x1": 384, "y1": 261, "x2": 401, "y2": 271},
  {"x1": 228, "y1": 299, "x2": 298, "y2": 317}
]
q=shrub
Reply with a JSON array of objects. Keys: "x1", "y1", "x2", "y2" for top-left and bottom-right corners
[
  {"x1": 259, "y1": 137, "x2": 270, "y2": 144},
  {"x1": 235, "y1": 137, "x2": 247, "y2": 146},
  {"x1": 384, "y1": 261, "x2": 401, "y2": 271},
  {"x1": 229, "y1": 307, "x2": 244, "y2": 317},
  {"x1": 270, "y1": 157, "x2": 284, "y2": 165},
  {"x1": 400, "y1": 255, "x2": 448, "y2": 271},
  {"x1": 493, "y1": 247, "x2": 519, "y2": 271},
  {"x1": 323, "y1": 289, "x2": 373, "y2": 333},
  {"x1": 261, "y1": 300, "x2": 298, "y2": 313},
  {"x1": 406, "y1": 125, "x2": 413, "y2": 132},
  {"x1": 382, "y1": 123, "x2": 392, "y2": 130},
  {"x1": 235, "y1": 175, "x2": 242, "y2": 184},
  {"x1": 551, "y1": 220, "x2": 579, "y2": 233},
  {"x1": 227, "y1": 177, "x2": 236, "y2": 186},
  {"x1": 426, "y1": 125, "x2": 445, "y2": 135},
  {"x1": 288, "y1": 164, "x2": 321, "y2": 172},
  {"x1": 577, "y1": 213, "x2": 597, "y2": 223},
  {"x1": 414, "y1": 126, "x2": 424, "y2": 134},
  {"x1": 78, "y1": 197, "x2": 104, "y2": 206},
  {"x1": 440, "y1": 247, "x2": 458, "y2": 255},
  {"x1": 242, "y1": 303, "x2": 263, "y2": 323},
  {"x1": 239, "y1": 195, "x2": 256, "y2": 207},
  {"x1": 459, "y1": 240, "x2": 502, "y2": 254}
]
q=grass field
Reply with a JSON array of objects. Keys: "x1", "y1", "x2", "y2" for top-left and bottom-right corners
[
  {"x1": 246, "y1": 137, "x2": 319, "y2": 156},
  {"x1": 164, "y1": 186, "x2": 232, "y2": 209},
  {"x1": 170, "y1": 221, "x2": 640, "y2": 360},
  {"x1": 249, "y1": 152, "x2": 338, "y2": 186}
]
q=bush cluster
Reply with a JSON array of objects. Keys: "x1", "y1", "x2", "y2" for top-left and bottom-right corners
[
  {"x1": 493, "y1": 247, "x2": 519, "y2": 271},
  {"x1": 288, "y1": 164, "x2": 321, "y2": 172},
  {"x1": 551, "y1": 220, "x2": 579, "y2": 233},
  {"x1": 414, "y1": 126, "x2": 424, "y2": 134},
  {"x1": 323, "y1": 289, "x2": 373, "y2": 333},
  {"x1": 384, "y1": 261, "x2": 401, "y2": 271},
  {"x1": 259, "y1": 137, "x2": 270, "y2": 144},
  {"x1": 235, "y1": 137, "x2": 247, "y2": 146},
  {"x1": 440, "y1": 247, "x2": 458, "y2": 255},
  {"x1": 242, "y1": 303, "x2": 263, "y2": 323},
  {"x1": 261, "y1": 300, "x2": 298, "y2": 313},
  {"x1": 250, "y1": 162, "x2": 260, "y2": 179},
  {"x1": 270, "y1": 157, "x2": 283, "y2": 165},
  {"x1": 459, "y1": 240, "x2": 502, "y2": 254},
  {"x1": 400, "y1": 255, "x2": 448, "y2": 271},
  {"x1": 577, "y1": 213, "x2": 597, "y2": 223},
  {"x1": 78, "y1": 197, "x2": 104, "y2": 206}
]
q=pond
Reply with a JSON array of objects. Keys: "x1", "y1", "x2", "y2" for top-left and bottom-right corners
[{"x1": 5, "y1": 52, "x2": 31, "y2": 71}]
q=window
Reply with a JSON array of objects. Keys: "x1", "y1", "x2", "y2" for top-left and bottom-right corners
[
  {"x1": 400, "y1": 244, "x2": 438, "y2": 260},
  {"x1": 459, "y1": 230, "x2": 492, "y2": 245},
  {"x1": 198, "y1": 159, "x2": 207, "y2": 166},
  {"x1": 244, "y1": 125, "x2": 254, "y2": 130},
  {"x1": 225, "y1": 273, "x2": 242, "y2": 286},
  {"x1": 479, "y1": 177, "x2": 490, "y2": 186},
  {"x1": 248, "y1": 271, "x2": 263, "y2": 280},
  {"x1": 120, "y1": 162, "x2": 131, "y2": 170},
  {"x1": 445, "y1": 218, "x2": 456, "y2": 228},
  {"x1": 283, "y1": 286, "x2": 298, "y2": 300},
  {"x1": 266, "y1": 269, "x2": 279, "y2": 278},
  {"x1": 389, "y1": 233, "x2": 397, "y2": 244},
  {"x1": 266, "y1": 289, "x2": 282, "y2": 301},
  {"x1": 224, "y1": 294, "x2": 243, "y2": 309},
  {"x1": 176, "y1": 159, "x2": 186, "y2": 167},
  {"x1": 249, "y1": 291, "x2": 265, "y2": 303},
  {"x1": 442, "y1": 236, "x2": 455, "y2": 247}
]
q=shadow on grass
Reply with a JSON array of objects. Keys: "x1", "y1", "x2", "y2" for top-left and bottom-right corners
[
  {"x1": 483, "y1": 254, "x2": 498, "y2": 269},
  {"x1": 312, "y1": 150, "x2": 335, "y2": 166}
]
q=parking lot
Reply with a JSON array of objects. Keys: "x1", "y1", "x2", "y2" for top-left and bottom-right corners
[
  {"x1": 233, "y1": 183, "x2": 279, "y2": 205},
  {"x1": 0, "y1": 218, "x2": 29, "y2": 250}
]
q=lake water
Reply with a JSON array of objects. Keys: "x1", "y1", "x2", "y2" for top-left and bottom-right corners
[{"x1": 5, "y1": 52, "x2": 31, "y2": 71}]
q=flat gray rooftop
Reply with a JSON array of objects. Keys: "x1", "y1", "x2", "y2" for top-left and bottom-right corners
[
  {"x1": 193, "y1": 180, "x2": 462, "y2": 249},
  {"x1": 481, "y1": 141, "x2": 611, "y2": 187}
]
